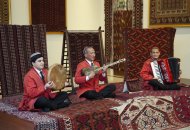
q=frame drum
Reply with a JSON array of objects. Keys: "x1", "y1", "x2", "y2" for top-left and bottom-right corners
[{"x1": 47, "y1": 64, "x2": 67, "y2": 90}]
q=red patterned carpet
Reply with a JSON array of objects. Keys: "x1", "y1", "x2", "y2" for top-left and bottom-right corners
[
  {"x1": 46, "y1": 99, "x2": 120, "y2": 130},
  {"x1": 0, "y1": 94, "x2": 121, "y2": 130},
  {"x1": 1, "y1": 83, "x2": 190, "y2": 129},
  {"x1": 107, "y1": 83, "x2": 190, "y2": 130},
  {"x1": 111, "y1": 96, "x2": 190, "y2": 130}
]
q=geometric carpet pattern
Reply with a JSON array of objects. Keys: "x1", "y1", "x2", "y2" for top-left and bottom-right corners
[
  {"x1": 0, "y1": 25, "x2": 48, "y2": 97},
  {"x1": 31, "y1": 0, "x2": 66, "y2": 32},
  {"x1": 64, "y1": 30, "x2": 104, "y2": 77},
  {"x1": 105, "y1": 0, "x2": 143, "y2": 63},
  {"x1": 1, "y1": 83, "x2": 190, "y2": 129},
  {"x1": 115, "y1": 96, "x2": 190, "y2": 130},
  {"x1": 124, "y1": 28, "x2": 176, "y2": 80},
  {"x1": 123, "y1": 28, "x2": 176, "y2": 92},
  {"x1": 0, "y1": 96, "x2": 120, "y2": 130},
  {"x1": 46, "y1": 99, "x2": 120, "y2": 130},
  {"x1": 61, "y1": 28, "x2": 105, "y2": 90},
  {"x1": 150, "y1": 0, "x2": 190, "y2": 26},
  {"x1": 112, "y1": 10, "x2": 132, "y2": 75},
  {"x1": 0, "y1": 0, "x2": 9, "y2": 24}
]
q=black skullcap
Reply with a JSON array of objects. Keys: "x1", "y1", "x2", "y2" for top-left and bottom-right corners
[{"x1": 30, "y1": 52, "x2": 43, "y2": 63}]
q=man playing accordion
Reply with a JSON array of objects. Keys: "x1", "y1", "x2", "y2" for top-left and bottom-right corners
[{"x1": 140, "y1": 47, "x2": 180, "y2": 90}]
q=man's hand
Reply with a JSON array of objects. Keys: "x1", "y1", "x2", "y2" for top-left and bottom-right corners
[
  {"x1": 45, "y1": 81, "x2": 55, "y2": 89},
  {"x1": 153, "y1": 77, "x2": 158, "y2": 79},
  {"x1": 88, "y1": 71, "x2": 95, "y2": 79}
]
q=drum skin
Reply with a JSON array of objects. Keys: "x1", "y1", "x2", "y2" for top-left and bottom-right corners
[{"x1": 47, "y1": 64, "x2": 67, "y2": 90}]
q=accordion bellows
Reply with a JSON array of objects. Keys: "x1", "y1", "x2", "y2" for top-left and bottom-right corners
[{"x1": 152, "y1": 57, "x2": 180, "y2": 84}]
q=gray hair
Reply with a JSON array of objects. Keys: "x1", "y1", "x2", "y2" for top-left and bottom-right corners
[{"x1": 83, "y1": 46, "x2": 93, "y2": 55}]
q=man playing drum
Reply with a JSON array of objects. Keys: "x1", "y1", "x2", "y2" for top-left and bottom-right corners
[
  {"x1": 75, "y1": 46, "x2": 116, "y2": 100},
  {"x1": 19, "y1": 52, "x2": 71, "y2": 112}
]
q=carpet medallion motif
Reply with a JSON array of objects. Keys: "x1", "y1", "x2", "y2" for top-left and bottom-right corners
[{"x1": 114, "y1": 96, "x2": 190, "y2": 130}]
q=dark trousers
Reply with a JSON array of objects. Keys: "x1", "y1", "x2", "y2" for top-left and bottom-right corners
[
  {"x1": 34, "y1": 91, "x2": 71, "y2": 111},
  {"x1": 80, "y1": 84, "x2": 116, "y2": 100},
  {"x1": 148, "y1": 79, "x2": 180, "y2": 90}
]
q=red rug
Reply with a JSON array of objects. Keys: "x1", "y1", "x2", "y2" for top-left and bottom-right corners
[
  {"x1": 45, "y1": 99, "x2": 121, "y2": 130},
  {"x1": 113, "y1": 96, "x2": 190, "y2": 130},
  {"x1": 123, "y1": 28, "x2": 176, "y2": 91},
  {"x1": 1, "y1": 95, "x2": 121, "y2": 130},
  {"x1": 1, "y1": 83, "x2": 190, "y2": 129}
]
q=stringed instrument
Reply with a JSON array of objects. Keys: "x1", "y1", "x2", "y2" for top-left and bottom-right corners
[{"x1": 82, "y1": 58, "x2": 126, "y2": 76}]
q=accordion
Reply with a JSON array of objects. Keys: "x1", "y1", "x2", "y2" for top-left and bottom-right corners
[{"x1": 151, "y1": 57, "x2": 180, "y2": 84}]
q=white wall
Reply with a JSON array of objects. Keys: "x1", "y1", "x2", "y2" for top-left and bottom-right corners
[
  {"x1": 11, "y1": 0, "x2": 29, "y2": 24},
  {"x1": 47, "y1": 0, "x2": 104, "y2": 66},
  {"x1": 174, "y1": 28, "x2": 190, "y2": 78},
  {"x1": 10, "y1": 0, "x2": 190, "y2": 78},
  {"x1": 66, "y1": 0, "x2": 103, "y2": 30}
]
